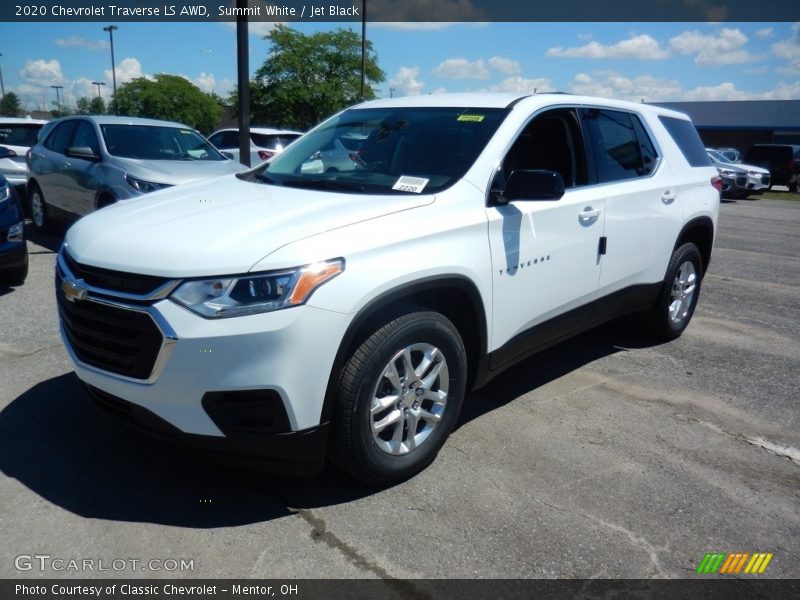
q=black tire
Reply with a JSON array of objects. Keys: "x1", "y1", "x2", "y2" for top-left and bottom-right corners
[
  {"x1": 789, "y1": 180, "x2": 798, "y2": 194},
  {"x1": 331, "y1": 310, "x2": 467, "y2": 486},
  {"x1": 28, "y1": 183, "x2": 51, "y2": 233},
  {"x1": 643, "y1": 242, "x2": 703, "y2": 341}
]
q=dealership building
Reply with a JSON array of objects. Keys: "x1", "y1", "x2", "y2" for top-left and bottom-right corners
[{"x1": 655, "y1": 99, "x2": 800, "y2": 151}]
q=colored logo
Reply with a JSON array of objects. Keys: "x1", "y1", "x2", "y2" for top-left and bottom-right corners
[{"x1": 696, "y1": 552, "x2": 773, "y2": 575}]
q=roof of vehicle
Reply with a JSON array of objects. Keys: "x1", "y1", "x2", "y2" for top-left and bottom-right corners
[
  {"x1": 355, "y1": 92, "x2": 692, "y2": 120},
  {"x1": 213, "y1": 127, "x2": 303, "y2": 135},
  {"x1": 51, "y1": 115, "x2": 194, "y2": 129},
  {"x1": 0, "y1": 116, "x2": 48, "y2": 125}
]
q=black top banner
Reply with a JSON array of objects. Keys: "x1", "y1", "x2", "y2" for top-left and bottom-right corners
[{"x1": 1, "y1": 0, "x2": 798, "y2": 23}]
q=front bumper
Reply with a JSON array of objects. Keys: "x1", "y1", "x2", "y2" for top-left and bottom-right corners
[{"x1": 56, "y1": 252, "x2": 350, "y2": 472}]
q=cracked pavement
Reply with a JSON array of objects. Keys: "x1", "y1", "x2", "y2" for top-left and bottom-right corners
[{"x1": 1, "y1": 199, "x2": 798, "y2": 579}]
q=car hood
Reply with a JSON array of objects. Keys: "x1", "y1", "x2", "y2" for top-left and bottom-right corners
[
  {"x1": 64, "y1": 175, "x2": 434, "y2": 277},
  {"x1": 740, "y1": 163, "x2": 769, "y2": 175},
  {"x1": 114, "y1": 157, "x2": 245, "y2": 185}
]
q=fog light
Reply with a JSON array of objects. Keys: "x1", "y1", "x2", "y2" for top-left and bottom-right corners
[{"x1": 7, "y1": 221, "x2": 24, "y2": 243}]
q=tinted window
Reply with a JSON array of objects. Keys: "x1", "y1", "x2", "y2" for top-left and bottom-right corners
[
  {"x1": 583, "y1": 109, "x2": 651, "y2": 182},
  {"x1": 500, "y1": 108, "x2": 587, "y2": 188},
  {"x1": 658, "y1": 116, "x2": 711, "y2": 168},
  {"x1": 0, "y1": 123, "x2": 43, "y2": 147},
  {"x1": 43, "y1": 121, "x2": 77, "y2": 154},
  {"x1": 210, "y1": 130, "x2": 239, "y2": 149}
]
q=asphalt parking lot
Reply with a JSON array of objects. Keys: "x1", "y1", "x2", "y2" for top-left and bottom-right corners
[{"x1": 1, "y1": 197, "x2": 798, "y2": 580}]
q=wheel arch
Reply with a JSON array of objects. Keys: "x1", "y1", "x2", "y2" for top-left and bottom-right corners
[
  {"x1": 319, "y1": 276, "x2": 488, "y2": 426},
  {"x1": 674, "y1": 216, "x2": 714, "y2": 277}
]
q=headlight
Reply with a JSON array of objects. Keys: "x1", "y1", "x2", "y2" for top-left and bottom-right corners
[
  {"x1": 0, "y1": 183, "x2": 9, "y2": 204},
  {"x1": 126, "y1": 175, "x2": 172, "y2": 193},
  {"x1": 7, "y1": 221, "x2": 24, "y2": 243},
  {"x1": 719, "y1": 169, "x2": 736, "y2": 177},
  {"x1": 170, "y1": 258, "x2": 344, "y2": 318}
]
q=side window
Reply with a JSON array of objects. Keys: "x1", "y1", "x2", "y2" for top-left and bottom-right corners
[
  {"x1": 631, "y1": 115, "x2": 658, "y2": 175},
  {"x1": 499, "y1": 108, "x2": 587, "y2": 189},
  {"x1": 582, "y1": 108, "x2": 650, "y2": 183},
  {"x1": 43, "y1": 121, "x2": 77, "y2": 154},
  {"x1": 208, "y1": 132, "x2": 223, "y2": 147},
  {"x1": 657, "y1": 115, "x2": 711, "y2": 168},
  {"x1": 72, "y1": 121, "x2": 100, "y2": 155}
]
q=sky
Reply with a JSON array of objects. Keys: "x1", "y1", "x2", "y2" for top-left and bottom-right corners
[{"x1": 1, "y1": 20, "x2": 799, "y2": 114}]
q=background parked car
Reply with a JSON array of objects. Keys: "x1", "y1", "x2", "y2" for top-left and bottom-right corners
[
  {"x1": 208, "y1": 127, "x2": 302, "y2": 166},
  {"x1": 0, "y1": 174, "x2": 28, "y2": 285},
  {"x1": 744, "y1": 144, "x2": 800, "y2": 192},
  {"x1": 0, "y1": 117, "x2": 48, "y2": 196},
  {"x1": 705, "y1": 149, "x2": 748, "y2": 198},
  {"x1": 706, "y1": 148, "x2": 770, "y2": 197},
  {"x1": 27, "y1": 115, "x2": 245, "y2": 233},
  {"x1": 716, "y1": 147, "x2": 742, "y2": 163}
]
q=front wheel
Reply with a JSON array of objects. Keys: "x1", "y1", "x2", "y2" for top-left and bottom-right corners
[
  {"x1": 331, "y1": 310, "x2": 467, "y2": 486},
  {"x1": 643, "y1": 242, "x2": 703, "y2": 341}
]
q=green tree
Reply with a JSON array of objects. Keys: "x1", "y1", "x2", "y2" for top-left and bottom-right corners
[
  {"x1": 111, "y1": 74, "x2": 221, "y2": 133},
  {"x1": 245, "y1": 24, "x2": 385, "y2": 130},
  {"x1": 0, "y1": 92, "x2": 21, "y2": 117},
  {"x1": 90, "y1": 95, "x2": 106, "y2": 115},
  {"x1": 76, "y1": 97, "x2": 92, "y2": 114}
]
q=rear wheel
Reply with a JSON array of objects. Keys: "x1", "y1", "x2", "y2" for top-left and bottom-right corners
[
  {"x1": 331, "y1": 310, "x2": 467, "y2": 485},
  {"x1": 643, "y1": 242, "x2": 703, "y2": 341}
]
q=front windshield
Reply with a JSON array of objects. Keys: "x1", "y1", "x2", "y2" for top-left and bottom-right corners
[
  {"x1": 248, "y1": 106, "x2": 508, "y2": 194},
  {"x1": 101, "y1": 124, "x2": 225, "y2": 161},
  {"x1": 707, "y1": 150, "x2": 728, "y2": 164}
]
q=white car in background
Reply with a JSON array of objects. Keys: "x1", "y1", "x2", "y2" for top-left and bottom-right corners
[
  {"x1": 0, "y1": 117, "x2": 48, "y2": 193},
  {"x1": 208, "y1": 127, "x2": 302, "y2": 166},
  {"x1": 706, "y1": 148, "x2": 770, "y2": 196}
]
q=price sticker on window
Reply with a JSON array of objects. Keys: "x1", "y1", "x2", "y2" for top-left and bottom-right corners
[{"x1": 392, "y1": 175, "x2": 430, "y2": 194}]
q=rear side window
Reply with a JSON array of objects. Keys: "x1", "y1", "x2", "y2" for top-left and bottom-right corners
[
  {"x1": 250, "y1": 133, "x2": 300, "y2": 150},
  {"x1": 210, "y1": 131, "x2": 239, "y2": 149},
  {"x1": 582, "y1": 108, "x2": 658, "y2": 183},
  {"x1": 658, "y1": 116, "x2": 711, "y2": 168}
]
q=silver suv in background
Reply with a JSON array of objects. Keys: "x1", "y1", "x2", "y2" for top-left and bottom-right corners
[
  {"x1": 27, "y1": 116, "x2": 245, "y2": 232},
  {"x1": 0, "y1": 117, "x2": 48, "y2": 194}
]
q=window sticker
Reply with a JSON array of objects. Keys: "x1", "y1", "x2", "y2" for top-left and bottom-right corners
[
  {"x1": 457, "y1": 114, "x2": 485, "y2": 123},
  {"x1": 180, "y1": 130, "x2": 193, "y2": 135},
  {"x1": 392, "y1": 175, "x2": 430, "y2": 194}
]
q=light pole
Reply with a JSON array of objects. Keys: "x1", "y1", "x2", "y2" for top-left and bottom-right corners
[
  {"x1": 50, "y1": 85, "x2": 64, "y2": 114},
  {"x1": 91, "y1": 81, "x2": 106, "y2": 98},
  {"x1": 0, "y1": 53, "x2": 5, "y2": 98},
  {"x1": 103, "y1": 25, "x2": 118, "y2": 112},
  {"x1": 360, "y1": 0, "x2": 366, "y2": 101}
]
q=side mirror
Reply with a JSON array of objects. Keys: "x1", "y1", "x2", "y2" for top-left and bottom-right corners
[
  {"x1": 221, "y1": 151, "x2": 235, "y2": 160},
  {"x1": 0, "y1": 146, "x2": 16, "y2": 159},
  {"x1": 65, "y1": 146, "x2": 100, "y2": 161},
  {"x1": 492, "y1": 169, "x2": 566, "y2": 204}
]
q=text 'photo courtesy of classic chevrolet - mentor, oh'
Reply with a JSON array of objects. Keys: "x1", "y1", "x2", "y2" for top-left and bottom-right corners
[{"x1": 56, "y1": 93, "x2": 720, "y2": 485}]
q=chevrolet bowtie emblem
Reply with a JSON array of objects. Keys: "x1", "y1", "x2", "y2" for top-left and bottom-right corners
[{"x1": 62, "y1": 278, "x2": 89, "y2": 303}]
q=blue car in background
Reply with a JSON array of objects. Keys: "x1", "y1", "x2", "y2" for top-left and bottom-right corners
[{"x1": 0, "y1": 173, "x2": 28, "y2": 286}]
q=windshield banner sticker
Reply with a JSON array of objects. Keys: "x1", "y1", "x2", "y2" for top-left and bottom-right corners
[{"x1": 393, "y1": 176, "x2": 430, "y2": 194}]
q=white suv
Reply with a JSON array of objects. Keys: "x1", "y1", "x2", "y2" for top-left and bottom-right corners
[{"x1": 56, "y1": 93, "x2": 720, "y2": 485}]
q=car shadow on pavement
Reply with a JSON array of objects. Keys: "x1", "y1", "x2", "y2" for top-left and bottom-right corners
[
  {"x1": 25, "y1": 224, "x2": 64, "y2": 254},
  {"x1": 0, "y1": 372, "x2": 374, "y2": 528},
  {"x1": 457, "y1": 318, "x2": 661, "y2": 429}
]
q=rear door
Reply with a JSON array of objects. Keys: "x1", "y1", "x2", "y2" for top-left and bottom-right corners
[
  {"x1": 582, "y1": 108, "x2": 685, "y2": 308},
  {"x1": 64, "y1": 120, "x2": 104, "y2": 216}
]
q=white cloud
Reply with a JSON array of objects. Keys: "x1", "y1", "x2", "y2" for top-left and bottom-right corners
[
  {"x1": 432, "y1": 58, "x2": 489, "y2": 80},
  {"x1": 755, "y1": 27, "x2": 774, "y2": 39},
  {"x1": 19, "y1": 59, "x2": 67, "y2": 87},
  {"x1": 546, "y1": 34, "x2": 669, "y2": 60},
  {"x1": 389, "y1": 67, "x2": 425, "y2": 96},
  {"x1": 772, "y1": 23, "x2": 800, "y2": 76},
  {"x1": 55, "y1": 36, "x2": 109, "y2": 51},
  {"x1": 105, "y1": 57, "x2": 145, "y2": 85},
  {"x1": 485, "y1": 76, "x2": 553, "y2": 94},
  {"x1": 192, "y1": 72, "x2": 236, "y2": 97},
  {"x1": 567, "y1": 71, "x2": 682, "y2": 102},
  {"x1": 488, "y1": 56, "x2": 521, "y2": 75},
  {"x1": 669, "y1": 28, "x2": 761, "y2": 65},
  {"x1": 682, "y1": 80, "x2": 800, "y2": 101}
]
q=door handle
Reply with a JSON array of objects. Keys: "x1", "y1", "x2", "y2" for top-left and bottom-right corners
[
  {"x1": 661, "y1": 191, "x2": 676, "y2": 204},
  {"x1": 63, "y1": 161, "x2": 71, "y2": 169},
  {"x1": 579, "y1": 208, "x2": 601, "y2": 221}
]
